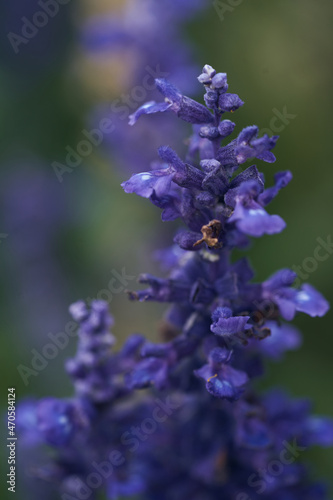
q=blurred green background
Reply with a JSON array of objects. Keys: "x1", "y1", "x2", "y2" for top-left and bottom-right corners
[{"x1": 0, "y1": 0, "x2": 332, "y2": 497}]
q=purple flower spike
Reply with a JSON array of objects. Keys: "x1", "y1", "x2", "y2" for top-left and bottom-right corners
[
  {"x1": 219, "y1": 93, "x2": 244, "y2": 113},
  {"x1": 229, "y1": 200, "x2": 287, "y2": 237},
  {"x1": 121, "y1": 169, "x2": 173, "y2": 199},
  {"x1": 218, "y1": 119, "x2": 236, "y2": 138},
  {"x1": 19, "y1": 64, "x2": 332, "y2": 500},
  {"x1": 235, "y1": 125, "x2": 279, "y2": 164},
  {"x1": 258, "y1": 321, "x2": 302, "y2": 359},
  {"x1": 195, "y1": 347, "x2": 248, "y2": 401},
  {"x1": 125, "y1": 357, "x2": 169, "y2": 390},
  {"x1": 129, "y1": 101, "x2": 173, "y2": 126},
  {"x1": 211, "y1": 307, "x2": 251, "y2": 338},
  {"x1": 263, "y1": 272, "x2": 329, "y2": 321},
  {"x1": 130, "y1": 77, "x2": 214, "y2": 126}
]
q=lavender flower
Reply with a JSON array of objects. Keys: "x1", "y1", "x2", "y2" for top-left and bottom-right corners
[{"x1": 18, "y1": 66, "x2": 332, "y2": 500}]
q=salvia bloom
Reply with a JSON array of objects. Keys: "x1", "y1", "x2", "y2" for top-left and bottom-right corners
[
  {"x1": 82, "y1": 0, "x2": 208, "y2": 172},
  {"x1": 18, "y1": 66, "x2": 332, "y2": 500}
]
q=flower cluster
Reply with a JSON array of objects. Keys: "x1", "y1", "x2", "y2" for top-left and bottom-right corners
[{"x1": 18, "y1": 66, "x2": 332, "y2": 500}]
